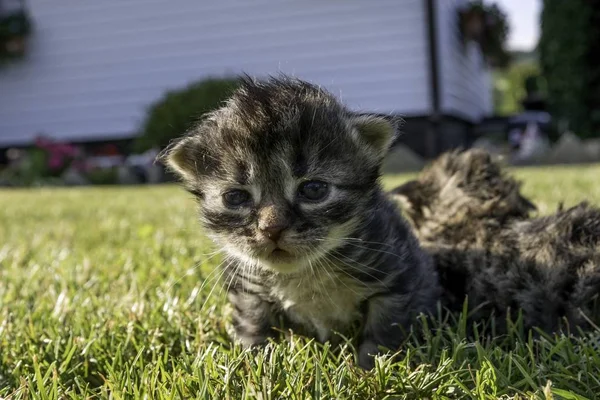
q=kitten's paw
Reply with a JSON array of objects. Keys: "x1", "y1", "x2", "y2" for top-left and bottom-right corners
[
  {"x1": 236, "y1": 333, "x2": 269, "y2": 349},
  {"x1": 358, "y1": 340, "x2": 380, "y2": 370}
]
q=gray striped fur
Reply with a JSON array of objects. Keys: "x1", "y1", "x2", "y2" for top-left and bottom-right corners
[{"x1": 161, "y1": 75, "x2": 440, "y2": 369}]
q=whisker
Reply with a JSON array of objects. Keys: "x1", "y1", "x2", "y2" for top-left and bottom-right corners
[
  {"x1": 319, "y1": 237, "x2": 409, "y2": 264},
  {"x1": 327, "y1": 249, "x2": 393, "y2": 275},
  {"x1": 314, "y1": 237, "x2": 396, "y2": 249},
  {"x1": 328, "y1": 250, "x2": 387, "y2": 286},
  {"x1": 318, "y1": 255, "x2": 363, "y2": 296},
  {"x1": 224, "y1": 260, "x2": 242, "y2": 296},
  {"x1": 310, "y1": 252, "x2": 339, "y2": 311},
  {"x1": 165, "y1": 248, "x2": 224, "y2": 292},
  {"x1": 238, "y1": 258, "x2": 259, "y2": 297},
  {"x1": 307, "y1": 246, "x2": 330, "y2": 302},
  {"x1": 309, "y1": 245, "x2": 355, "y2": 304},
  {"x1": 199, "y1": 258, "x2": 235, "y2": 312},
  {"x1": 307, "y1": 257, "x2": 319, "y2": 300}
]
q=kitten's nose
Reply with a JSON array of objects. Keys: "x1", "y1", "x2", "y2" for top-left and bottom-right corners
[
  {"x1": 260, "y1": 223, "x2": 286, "y2": 242},
  {"x1": 258, "y1": 204, "x2": 291, "y2": 242}
]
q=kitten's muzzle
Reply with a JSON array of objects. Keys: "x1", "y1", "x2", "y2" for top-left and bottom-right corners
[
  {"x1": 259, "y1": 223, "x2": 287, "y2": 242},
  {"x1": 258, "y1": 204, "x2": 292, "y2": 242}
]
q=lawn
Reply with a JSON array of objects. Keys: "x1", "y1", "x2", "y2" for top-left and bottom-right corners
[{"x1": 1, "y1": 164, "x2": 600, "y2": 399}]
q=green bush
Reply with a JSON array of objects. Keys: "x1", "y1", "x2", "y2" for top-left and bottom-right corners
[
  {"x1": 539, "y1": 0, "x2": 600, "y2": 137},
  {"x1": 0, "y1": 148, "x2": 47, "y2": 186},
  {"x1": 493, "y1": 61, "x2": 542, "y2": 115},
  {"x1": 135, "y1": 77, "x2": 241, "y2": 152},
  {"x1": 85, "y1": 167, "x2": 119, "y2": 185}
]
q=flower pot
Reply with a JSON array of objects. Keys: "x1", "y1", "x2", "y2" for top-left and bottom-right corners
[
  {"x1": 3, "y1": 36, "x2": 26, "y2": 56},
  {"x1": 461, "y1": 9, "x2": 486, "y2": 43}
]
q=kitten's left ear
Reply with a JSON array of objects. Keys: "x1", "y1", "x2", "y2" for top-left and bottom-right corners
[{"x1": 349, "y1": 113, "x2": 403, "y2": 160}]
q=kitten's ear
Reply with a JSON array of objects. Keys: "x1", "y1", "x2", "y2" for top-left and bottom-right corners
[
  {"x1": 519, "y1": 194, "x2": 537, "y2": 212},
  {"x1": 388, "y1": 180, "x2": 422, "y2": 209},
  {"x1": 157, "y1": 134, "x2": 204, "y2": 184},
  {"x1": 349, "y1": 113, "x2": 402, "y2": 159}
]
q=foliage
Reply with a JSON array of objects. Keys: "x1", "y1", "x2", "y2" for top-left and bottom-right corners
[
  {"x1": 0, "y1": 137, "x2": 82, "y2": 186},
  {"x1": 493, "y1": 61, "x2": 544, "y2": 115},
  {"x1": 135, "y1": 77, "x2": 241, "y2": 152},
  {"x1": 587, "y1": 0, "x2": 600, "y2": 137},
  {"x1": 1, "y1": 166, "x2": 600, "y2": 397},
  {"x1": 0, "y1": 148, "x2": 51, "y2": 186},
  {"x1": 85, "y1": 167, "x2": 119, "y2": 185},
  {"x1": 33, "y1": 136, "x2": 81, "y2": 176},
  {"x1": 459, "y1": 1, "x2": 510, "y2": 68},
  {"x1": 539, "y1": 0, "x2": 600, "y2": 138}
]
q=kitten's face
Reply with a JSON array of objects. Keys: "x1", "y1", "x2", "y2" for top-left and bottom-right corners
[{"x1": 163, "y1": 77, "x2": 398, "y2": 273}]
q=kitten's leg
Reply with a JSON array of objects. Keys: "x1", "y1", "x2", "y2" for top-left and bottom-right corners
[
  {"x1": 228, "y1": 289, "x2": 275, "y2": 347},
  {"x1": 358, "y1": 294, "x2": 423, "y2": 369}
]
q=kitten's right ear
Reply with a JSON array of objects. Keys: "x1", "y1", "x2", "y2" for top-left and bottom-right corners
[
  {"x1": 388, "y1": 180, "x2": 422, "y2": 209},
  {"x1": 157, "y1": 134, "x2": 204, "y2": 184}
]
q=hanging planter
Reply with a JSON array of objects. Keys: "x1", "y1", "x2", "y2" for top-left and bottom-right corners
[
  {"x1": 0, "y1": 9, "x2": 33, "y2": 61},
  {"x1": 460, "y1": 4, "x2": 486, "y2": 43},
  {"x1": 459, "y1": 1, "x2": 510, "y2": 68}
]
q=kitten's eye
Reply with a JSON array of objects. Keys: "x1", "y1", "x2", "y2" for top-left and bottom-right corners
[
  {"x1": 298, "y1": 181, "x2": 329, "y2": 202},
  {"x1": 223, "y1": 189, "x2": 251, "y2": 207}
]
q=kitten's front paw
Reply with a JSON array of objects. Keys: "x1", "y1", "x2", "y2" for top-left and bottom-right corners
[
  {"x1": 358, "y1": 340, "x2": 380, "y2": 370},
  {"x1": 236, "y1": 333, "x2": 269, "y2": 349}
]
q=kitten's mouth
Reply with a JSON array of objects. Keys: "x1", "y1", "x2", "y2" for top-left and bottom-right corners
[{"x1": 269, "y1": 247, "x2": 294, "y2": 262}]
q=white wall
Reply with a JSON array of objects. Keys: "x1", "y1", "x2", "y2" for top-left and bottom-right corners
[
  {"x1": 0, "y1": 0, "x2": 430, "y2": 146},
  {"x1": 436, "y1": 0, "x2": 493, "y2": 122}
]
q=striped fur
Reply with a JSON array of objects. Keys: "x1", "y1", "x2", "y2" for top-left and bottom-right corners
[
  {"x1": 389, "y1": 149, "x2": 600, "y2": 335},
  {"x1": 161, "y1": 75, "x2": 440, "y2": 369}
]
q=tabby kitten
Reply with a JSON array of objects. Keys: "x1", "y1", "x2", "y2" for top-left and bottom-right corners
[
  {"x1": 389, "y1": 149, "x2": 536, "y2": 248},
  {"x1": 390, "y1": 149, "x2": 600, "y2": 334},
  {"x1": 161, "y1": 75, "x2": 440, "y2": 369}
]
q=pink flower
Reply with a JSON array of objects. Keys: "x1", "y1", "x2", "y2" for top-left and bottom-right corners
[
  {"x1": 71, "y1": 159, "x2": 85, "y2": 172},
  {"x1": 35, "y1": 136, "x2": 53, "y2": 150},
  {"x1": 48, "y1": 154, "x2": 64, "y2": 170}
]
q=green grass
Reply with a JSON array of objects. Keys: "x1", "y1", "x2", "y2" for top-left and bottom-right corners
[{"x1": 1, "y1": 164, "x2": 600, "y2": 399}]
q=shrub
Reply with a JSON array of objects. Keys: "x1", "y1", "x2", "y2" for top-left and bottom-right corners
[
  {"x1": 135, "y1": 77, "x2": 240, "y2": 152},
  {"x1": 493, "y1": 61, "x2": 542, "y2": 115},
  {"x1": 85, "y1": 167, "x2": 119, "y2": 185},
  {"x1": 539, "y1": 0, "x2": 600, "y2": 138}
]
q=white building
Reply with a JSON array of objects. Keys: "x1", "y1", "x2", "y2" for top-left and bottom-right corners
[{"x1": 0, "y1": 0, "x2": 492, "y2": 157}]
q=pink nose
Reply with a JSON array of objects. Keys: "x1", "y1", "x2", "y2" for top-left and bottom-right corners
[{"x1": 259, "y1": 223, "x2": 287, "y2": 242}]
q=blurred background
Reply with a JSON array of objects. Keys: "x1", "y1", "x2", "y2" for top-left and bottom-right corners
[{"x1": 0, "y1": 0, "x2": 598, "y2": 186}]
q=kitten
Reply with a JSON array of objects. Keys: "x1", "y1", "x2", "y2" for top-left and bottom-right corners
[
  {"x1": 389, "y1": 149, "x2": 536, "y2": 247},
  {"x1": 160, "y1": 75, "x2": 440, "y2": 369},
  {"x1": 390, "y1": 149, "x2": 600, "y2": 334}
]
